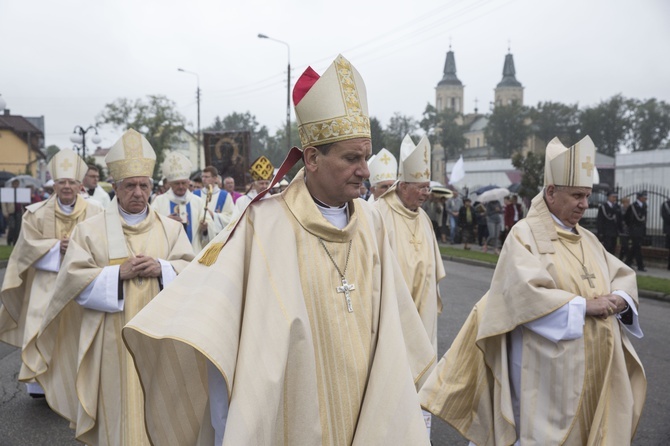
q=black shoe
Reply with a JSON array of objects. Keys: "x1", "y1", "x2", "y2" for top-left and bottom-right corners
[
  {"x1": 29, "y1": 393, "x2": 45, "y2": 399},
  {"x1": 638, "y1": 267, "x2": 647, "y2": 272}
]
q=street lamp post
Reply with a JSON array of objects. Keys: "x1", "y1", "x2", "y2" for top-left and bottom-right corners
[
  {"x1": 258, "y1": 33, "x2": 291, "y2": 151},
  {"x1": 70, "y1": 125, "x2": 101, "y2": 160},
  {"x1": 178, "y1": 68, "x2": 202, "y2": 170}
]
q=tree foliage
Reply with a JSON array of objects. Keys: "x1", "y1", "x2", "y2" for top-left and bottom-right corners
[
  {"x1": 96, "y1": 95, "x2": 187, "y2": 175},
  {"x1": 485, "y1": 103, "x2": 529, "y2": 158},
  {"x1": 45, "y1": 145, "x2": 60, "y2": 162},
  {"x1": 420, "y1": 103, "x2": 466, "y2": 159},
  {"x1": 383, "y1": 112, "x2": 419, "y2": 159},
  {"x1": 626, "y1": 98, "x2": 670, "y2": 152},
  {"x1": 529, "y1": 101, "x2": 580, "y2": 146},
  {"x1": 578, "y1": 94, "x2": 631, "y2": 156},
  {"x1": 511, "y1": 151, "x2": 544, "y2": 200},
  {"x1": 369, "y1": 116, "x2": 385, "y2": 154}
]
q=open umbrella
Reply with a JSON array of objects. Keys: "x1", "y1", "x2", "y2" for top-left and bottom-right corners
[
  {"x1": 477, "y1": 187, "x2": 509, "y2": 203},
  {"x1": 431, "y1": 186, "x2": 453, "y2": 198},
  {"x1": 474, "y1": 184, "x2": 498, "y2": 195},
  {"x1": 7, "y1": 175, "x2": 42, "y2": 188}
]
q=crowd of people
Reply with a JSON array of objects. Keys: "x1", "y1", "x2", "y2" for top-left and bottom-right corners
[{"x1": 0, "y1": 54, "x2": 652, "y2": 446}]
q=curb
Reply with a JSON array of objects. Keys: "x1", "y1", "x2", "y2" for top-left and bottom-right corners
[{"x1": 441, "y1": 254, "x2": 670, "y2": 304}]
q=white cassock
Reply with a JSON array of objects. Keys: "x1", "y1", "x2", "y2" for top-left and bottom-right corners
[
  {"x1": 193, "y1": 186, "x2": 234, "y2": 234},
  {"x1": 151, "y1": 189, "x2": 215, "y2": 253}
]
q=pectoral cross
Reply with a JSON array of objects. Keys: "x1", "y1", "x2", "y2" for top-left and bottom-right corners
[
  {"x1": 580, "y1": 264, "x2": 596, "y2": 288},
  {"x1": 336, "y1": 277, "x2": 355, "y2": 313},
  {"x1": 409, "y1": 237, "x2": 422, "y2": 252}
]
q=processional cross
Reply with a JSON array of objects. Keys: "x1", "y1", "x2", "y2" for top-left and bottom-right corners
[{"x1": 337, "y1": 278, "x2": 355, "y2": 313}]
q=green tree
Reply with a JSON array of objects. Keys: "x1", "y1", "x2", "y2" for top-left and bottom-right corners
[
  {"x1": 45, "y1": 145, "x2": 60, "y2": 162},
  {"x1": 578, "y1": 94, "x2": 632, "y2": 156},
  {"x1": 96, "y1": 95, "x2": 187, "y2": 175},
  {"x1": 627, "y1": 98, "x2": 670, "y2": 151},
  {"x1": 529, "y1": 101, "x2": 580, "y2": 146},
  {"x1": 383, "y1": 112, "x2": 419, "y2": 159},
  {"x1": 369, "y1": 116, "x2": 385, "y2": 153},
  {"x1": 206, "y1": 112, "x2": 273, "y2": 162},
  {"x1": 511, "y1": 151, "x2": 544, "y2": 201},
  {"x1": 420, "y1": 103, "x2": 466, "y2": 159},
  {"x1": 485, "y1": 103, "x2": 529, "y2": 158}
]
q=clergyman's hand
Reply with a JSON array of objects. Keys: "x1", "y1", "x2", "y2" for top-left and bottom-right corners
[
  {"x1": 119, "y1": 257, "x2": 140, "y2": 280},
  {"x1": 134, "y1": 254, "x2": 162, "y2": 278},
  {"x1": 60, "y1": 235, "x2": 69, "y2": 255},
  {"x1": 585, "y1": 296, "x2": 618, "y2": 319}
]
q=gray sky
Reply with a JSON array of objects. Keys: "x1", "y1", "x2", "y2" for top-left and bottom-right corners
[{"x1": 2, "y1": 0, "x2": 669, "y2": 151}]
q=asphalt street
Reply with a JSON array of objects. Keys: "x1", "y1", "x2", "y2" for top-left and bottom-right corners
[{"x1": 0, "y1": 261, "x2": 669, "y2": 445}]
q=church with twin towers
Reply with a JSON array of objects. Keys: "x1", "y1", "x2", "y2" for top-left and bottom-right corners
[{"x1": 431, "y1": 47, "x2": 544, "y2": 185}]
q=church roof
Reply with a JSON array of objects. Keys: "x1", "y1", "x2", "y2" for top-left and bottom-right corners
[
  {"x1": 496, "y1": 53, "x2": 522, "y2": 88},
  {"x1": 438, "y1": 50, "x2": 462, "y2": 86}
]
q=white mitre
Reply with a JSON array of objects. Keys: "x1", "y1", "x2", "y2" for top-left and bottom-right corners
[
  {"x1": 543, "y1": 135, "x2": 596, "y2": 188},
  {"x1": 293, "y1": 54, "x2": 370, "y2": 148},
  {"x1": 397, "y1": 134, "x2": 431, "y2": 183},
  {"x1": 105, "y1": 128, "x2": 156, "y2": 181},
  {"x1": 368, "y1": 148, "x2": 398, "y2": 186},
  {"x1": 162, "y1": 152, "x2": 192, "y2": 182},
  {"x1": 48, "y1": 148, "x2": 88, "y2": 182}
]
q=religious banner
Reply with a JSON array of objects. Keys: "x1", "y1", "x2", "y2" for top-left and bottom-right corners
[{"x1": 203, "y1": 131, "x2": 251, "y2": 190}]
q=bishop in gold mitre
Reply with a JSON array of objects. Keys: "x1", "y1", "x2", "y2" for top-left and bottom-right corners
[
  {"x1": 123, "y1": 55, "x2": 435, "y2": 446},
  {"x1": 0, "y1": 149, "x2": 102, "y2": 398},
  {"x1": 419, "y1": 135, "x2": 646, "y2": 446},
  {"x1": 35, "y1": 129, "x2": 194, "y2": 445}
]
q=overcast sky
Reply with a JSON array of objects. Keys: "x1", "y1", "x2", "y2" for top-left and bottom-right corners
[{"x1": 2, "y1": 0, "x2": 669, "y2": 151}]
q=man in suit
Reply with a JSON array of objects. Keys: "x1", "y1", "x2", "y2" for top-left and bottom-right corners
[
  {"x1": 661, "y1": 196, "x2": 670, "y2": 270},
  {"x1": 624, "y1": 190, "x2": 648, "y2": 272},
  {"x1": 597, "y1": 191, "x2": 623, "y2": 255}
]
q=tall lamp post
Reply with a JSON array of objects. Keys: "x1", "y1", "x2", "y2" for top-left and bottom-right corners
[
  {"x1": 70, "y1": 125, "x2": 101, "y2": 160},
  {"x1": 178, "y1": 68, "x2": 202, "y2": 170},
  {"x1": 258, "y1": 33, "x2": 291, "y2": 151}
]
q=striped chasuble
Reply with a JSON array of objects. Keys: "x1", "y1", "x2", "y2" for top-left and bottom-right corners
[
  {"x1": 123, "y1": 168, "x2": 435, "y2": 446},
  {"x1": 419, "y1": 192, "x2": 646, "y2": 446}
]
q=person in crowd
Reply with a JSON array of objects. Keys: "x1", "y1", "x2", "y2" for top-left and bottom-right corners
[
  {"x1": 624, "y1": 190, "x2": 648, "y2": 272},
  {"x1": 123, "y1": 54, "x2": 434, "y2": 446},
  {"x1": 458, "y1": 198, "x2": 476, "y2": 250},
  {"x1": 151, "y1": 152, "x2": 215, "y2": 254},
  {"x1": 662, "y1": 196, "x2": 670, "y2": 270},
  {"x1": 619, "y1": 196, "x2": 631, "y2": 262},
  {"x1": 420, "y1": 135, "x2": 645, "y2": 446},
  {"x1": 35, "y1": 129, "x2": 194, "y2": 446},
  {"x1": 374, "y1": 134, "x2": 445, "y2": 438},
  {"x1": 196, "y1": 166, "x2": 235, "y2": 235},
  {"x1": 446, "y1": 190, "x2": 463, "y2": 244},
  {"x1": 222, "y1": 175, "x2": 243, "y2": 203},
  {"x1": 366, "y1": 147, "x2": 397, "y2": 201},
  {"x1": 2, "y1": 179, "x2": 25, "y2": 245},
  {"x1": 438, "y1": 196, "x2": 449, "y2": 243},
  {"x1": 483, "y1": 198, "x2": 503, "y2": 254},
  {"x1": 0, "y1": 149, "x2": 102, "y2": 397},
  {"x1": 504, "y1": 194, "x2": 523, "y2": 243},
  {"x1": 474, "y1": 200, "x2": 489, "y2": 247},
  {"x1": 597, "y1": 190, "x2": 623, "y2": 255},
  {"x1": 82, "y1": 164, "x2": 111, "y2": 208}
]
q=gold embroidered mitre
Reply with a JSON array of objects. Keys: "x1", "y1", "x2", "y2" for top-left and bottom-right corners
[
  {"x1": 48, "y1": 148, "x2": 88, "y2": 182},
  {"x1": 161, "y1": 151, "x2": 192, "y2": 182},
  {"x1": 367, "y1": 148, "x2": 398, "y2": 185},
  {"x1": 249, "y1": 156, "x2": 274, "y2": 181},
  {"x1": 543, "y1": 135, "x2": 596, "y2": 187},
  {"x1": 398, "y1": 134, "x2": 431, "y2": 183},
  {"x1": 105, "y1": 129, "x2": 156, "y2": 181},
  {"x1": 293, "y1": 54, "x2": 370, "y2": 148}
]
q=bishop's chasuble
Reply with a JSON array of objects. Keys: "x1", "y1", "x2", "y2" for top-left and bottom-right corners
[
  {"x1": 375, "y1": 188, "x2": 445, "y2": 353},
  {"x1": 0, "y1": 195, "x2": 102, "y2": 385},
  {"x1": 151, "y1": 189, "x2": 215, "y2": 253},
  {"x1": 123, "y1": 169, "x2": 436, "y2": 446},
  {"x1": 35, "y1": 200, "x2": 194, "y2": 446},
  {"x1": 419, "y1": 192, "x2": 646, "y2": 446}
]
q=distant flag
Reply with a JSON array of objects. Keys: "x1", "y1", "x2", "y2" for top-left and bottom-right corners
[{"x1": 449, "y1": 155, "x2": 465, "y2": 184}]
